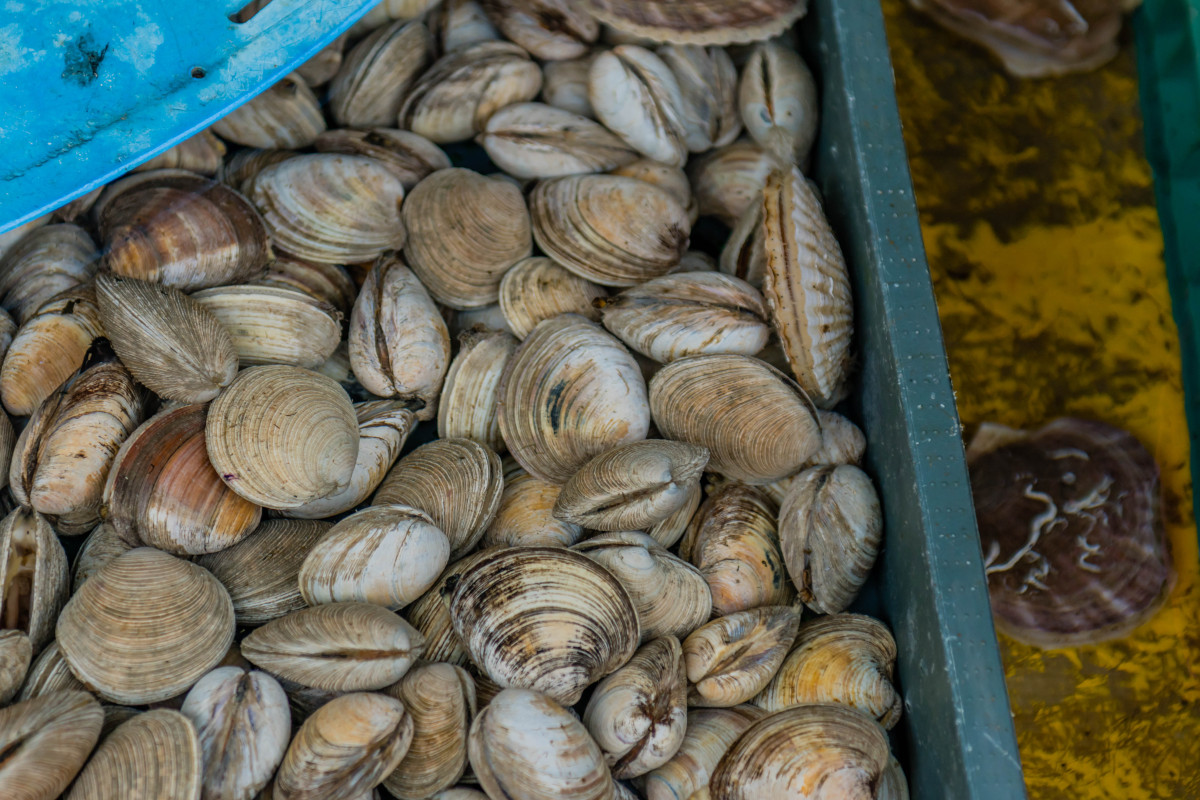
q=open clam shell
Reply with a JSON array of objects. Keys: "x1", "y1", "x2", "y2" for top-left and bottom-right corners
[
  {"x1": 0, "y1": 223, "x2": 97, "y2": 326},
  {"x1": 582, "y1": 0, "x2": 808, "y2": 45},
  {"x1": 0, "y1": 508, "x2": 68, "y2": 654},
  {"x1": 382, "y1": 663, "x2": 477, "y2": 799},
  {"x1": 437, "y1": 329, "x2": 518, "y2": 452},
  {"x1": 192, "y1": 284, "x2": 342, "y2": 370},
  {"x1": 210, "y1": 72, "x2": 325, "y2": 148},
  {"x1": 329, "y1": 20, "x2": 431, "y2": 128},
  {"x1": 683, "y1": 605, "x2": 800, "y2": 708},
  {"x1": 739, "y1": 41, "x2": 819, "y2": 166},
  {"x1": 0, "y1": 691, "x2": 103, "y2": 800},
  {"x1": 642, "y1": 705, "x2": 768, "y2": 800},
  {"x1": 482, "y1": 461, "x2": 585, "y2": 548},
  {"x1": 479, "y1": 102, "x2": 639, "y2": 180},
  {"x1": 480, "y1": 0, "x2": 599, "y2": 60}
]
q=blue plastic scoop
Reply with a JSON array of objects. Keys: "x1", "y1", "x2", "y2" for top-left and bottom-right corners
[{"x1": 0, "y1": 0, "x2": 378, "y2": 235}]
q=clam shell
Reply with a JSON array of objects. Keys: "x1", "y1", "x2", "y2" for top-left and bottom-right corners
[
  {"x1": 480, "y1": 0, "x2": 599, "y2": 60},
  {"x1": 683, "y1": 606, "x2": 800, "y2": 707},
  {"x1": 451, "y1": 546, "x2": 640, "y2": 706},
  {"x1": 403, "y1": 549, "x2": 497, "y2": 666},
  {"x1": 403, "y1": 168, "x2": 532, "y2": 310},
  {"x1": 447, "y1": 303, "x2": 513, "y2": 337},
  {"x1": 755, "y1": 614, "x2": 901, "y2": 729},
  {"x1": 299, "y1": 505, "x2": 450, "y2": 609},
  {"x1": 468, "y1": 688, "x2": 614, "y2": 800},
  {"x1": 373, "y1": 438, "x2": 503, "y2": 558},
  {"x1": 739, "y1": 41, "x2": 818, "y2": 165},
  {"x1": 192, "y1": 284, "x2": 342, "y2": 370},
  {"x1": 348, "y1": 253, "x2": 450, "y2": 416},
  {"x1": 16, "y1": 641, "x2": 84, "y2": 701},
  {"x1": 206, "y1": 365, "x2": 359, "y2": 510},
  {"x1": 0, "y1": 691, "x2": 103, "y2": 800},
  {"x1": 0, "y1": 509, "x2": 68, "y2": 653},
  {"x1": 588, "y1": 45, "x2": 688, "y2": 167},
  {"x1": 241, "y1": 603, "x2": 424, "y2": 691},
  {"x1": 530, "y1": 174, "x2": 690, "y2": 287},
  {"x1": 314, "y1": 129, "x2": 451, "y2": 190},
  {"x1": 482, "y1": 462, "x2": 585, "y2": 548},
  {"x1": 196, "y1": 519, "x2": 331, "y2": 627},
  {"x1": 650, "y1": 354, "x2": 820, "y2": 484},
  {"x1": 0, "y1": 629, "x2": 32, "y2": 704},
  {"x1": 583, "y1": 636, "x2": 688, "y2": 778},
  {"x1": 351, "y1": 0, "x2": 443, "y2": 33},
  {"x1": 218, "y1": 149, "x2": 300, "y2": 195},
  {"x1": 657, "y1": 45, "x2": 741, "y2": 152},
  {"x1": 0, "y1": 223, "x2": 97, "y2": 326},
  {"x1": 647, "y1": 479, "x2": 701, "y2": 549},
  {"x1": 479, "y1": 103, "x2": 639, "y2": 179},
  {"x1": 609, "y1": 158, "x2": 697, "y2": 224},
  {"x1": 72, "y1": 523, "x2": 139, "y2": 593},
  {"x1": 296, "y1": 34, "x2": 346, "y2": 88},
  {"x1": 498, "y1": 314, "x2": 650, "y2": 484},
  {"x1": 0, "y1": 215, "x2": 52, "y2": 262},
  {"x1": 429, "y1": 0, "x2": 501, "y2": 52},
  {"x1": 68, "y1": 709, "x2": 202, "y2": 800},
  {"x1": 585, "y1": 0, "x2": 807, "y2": 45},
  {"x1": 329, "y1": 20, "x2": 431, "y2": 128},
  {"x1": 542, "y1": 54, "x2": 598, "y2": 118},
  {"x1": 103, "y1": 404, "x2": 262, "y2": 556},
  {"x1": 762, "y1": 165, "x2": 854, "y2": 408},
  {"x1": 56, "y1": 548, "x2": 235, "y2": 704},
  {"x1": 181, "y1": 667, "x2": 291, "y2": 800},
  {"x1": 254, "y1": 255, "x2": 357, "y2": 317},
  {"x1": 877, "y1": 756, "x2": 910, "y2": 800},
  {"x1": 498, "y1": 257, "x2": 607, "y2": 341},
  {"x1": 134, "y1": 130, "x2": 227, "y2": 176},
  {"x1": 210, "y1": 72, "x2": 325, "y2": 148},
  {"x1": 778, "y1": 465, "x2": 882, "y2": 614},
  {"x1": 276, "y1": 692, "x2": 413, "y2": 800},
  {"x1": 0, "y1": 309, "x2": 15, "y2": 367},
  {"x1": 382, "y1": 663, "x2": 477, "y2": 799},
  {"x1": 642, "y1": 705, "x2": 767, "y2": 800},
  {"x1": 719, "y1": 196, "x2": 767, "y2": 288},
  {"x1": 688, "y1": 139, "x2": 777, "y2": 227},
  {"x1": 709, "y1": 705, "x2": 889, "y2": 800},
  {"x1": 437, "y1": 328, "x2": 518, "y2": 452}
]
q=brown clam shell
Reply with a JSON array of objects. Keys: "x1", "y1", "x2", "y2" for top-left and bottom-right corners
[
  {"x1": 582, "y1": 0, "x2": 808, "y2": 45},
  {"x1": 0, "y1": 691, "x2": 103, "y2": 800},
  {"x1": 67, "y1": 709, "x2": 202, "y2": 800}
]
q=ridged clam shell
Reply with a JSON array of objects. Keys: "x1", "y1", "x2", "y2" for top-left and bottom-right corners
[
  {"x1": 0, "y1": 215, "x2": 51, "y2": 262},
  {"x1": 468, "y1": 688, "x2": 614, "y2": 800},
  {"x1": 295, "y1": 34, "x2": 346, "y2": 88},
  {"x1": 447, "y1": 303, "x2": 513, "y2": 337},
  {"x1": 755, "y1": 614, "x2": 901, "y2": 729},
  {"x1": 93, "y1": 167, "x2": 208, "y2": 218},
  {"x1": 382, "y1": 663, "x2": 477, "y2": 799},
  {"x1": 314, "y1": 129, "x2": 451, "y2": 190},
  {"x1": 0, "y1": 630, "x2": 31, "y2": 704},
  {"x1": 609, "y1": 158, "x2": 697, "y2": 224},
  {"x1": 0, "y1": 691, "x2": 103, "y2": 800},
  {"x1": 482, "y1": 462, "x2": 585, "y2": 547},
  {"x1": 479, "y1": 103, "x2": 639, "y2": 180},
  {"x1": 16, "y1": 641, "x2": 84, "y2": 701},
  {"x1": 72, "y1": 523, "x2": 138, "y2": 592},
  {"x1": 683, "y1": 606, "x2": 800, "y2": 707},
  {"x1": 451, "y1": 547, "x2": 640, "y2": 706},
  {"x1": 134, "y1": 130, "x2": 227, "y2": 176},
  {"x1": 542, "y1": 54, "x2": 597, "y2": 118},
  {"x1": 583, "y1": 636, "x2": 688, "y2": 778},
  {"x1": 642, "y1": 705, "x2": 768, "y2": 800},
  {"x1": 242, "y1": 603, "x2": 424, "y2": 691},
  {"x1": 218, "y1": 149, "x2": 299, "y2": 195},
  {"x1": 403, "y1": 549, "x2": 496, "y2": 666},
  {"x1": 779, "y1": 465, "x2": 882, "y2": 614},
  {"x1": 582, "y1": 0, "x2": 807, "y2": 45},
  {"x1": 66, "y1": 709, "x2": 201, "y2": 800},
  {"x1": 0, "y1": 223, "x2": 97, "y2": 325},
  {"x1": 762, "y1": 165, "x2": 854, "y2": 408},
  {"x1": 878, "y1": 756, "x2": 910, "y2": 800},
  {"x1": 658, "y1": 45, "x2": 741, "y2": 152},
  {"x1": 498, "y1": 257, "x2": 607, "y2": 341},
  {"x1": 650, "y1": 354, "x2": 820, "y2": 484},
  {"x1": 437, "y1": 328, "x2": 518, "y2": 452},
  {"x1": 498, "y1": 314, "x2": 650, "y2": 484},
  {"x1": 329, "y1": 20, "x2": 431, "y2": 128},
  {"x1": 192, "y1": 284, "x2": 342, "y2": 370},
  {"x1": 103, "y1": 404, "x2": 262, "y2": 556},
  {"x1": 480, "y1": 0, "x2": 598, "y2": 59},
  {"x1": 206, "y1": 366, "x2": 359, "y2": 510},
  {"x1": 255, "y1": 255, "x2": 357, "y2": 317},
  {"x1": 211, "y1": 73, "x2": 325, "y2": 148},
  {"x1": 647, "y1": 479, "x2": 701, "y2": 549},
  {"x1": 588, "y1": 45, "x2": 688, "y2": 167},
  {"x1": 373, "y1": 438, "x2": 503, "y2": 558},
  {"x1": 530, "y1": 175, "x2": 690, "y2": 287},
  {"x1": 429, "y1": 0, "x2": 500, "y2": 52},
  {"x1": 719, "y1": 196, "x2": 767, "y2": 288},
  {"x1": 403, "y1": 168, "x2": 532, "y2": 310},
  {"x1": 689, "y1": 139, "x2": 777, "y2": 227},
  {"x1": 348, "y1": 254, "x2": 450, "y2": 416},
  {"x1": 0, "y1": 509, "x2": 68, "y2": 653},
  {"x1": 739, "y1": 41, "x2": 818, "y2": 165},
  {"x1": 299, "y1": 505, "x2": 450, "y2": 609}
]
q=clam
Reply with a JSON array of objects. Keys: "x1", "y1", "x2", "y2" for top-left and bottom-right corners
[
  {"x1": 351, "y1": 0, "x2": 444, "y2": 32},
  {"x1": 530, "y1": 175, "x2": 690, "y2": 287},
  {"x1": 498, "y1": 314, "x2": 650, "y2": 484},
  {"x1": 206, "y1": 365, "x2": 359, "y2": 510},
  {"x1": 573, "y1": 531, "x2": 711, "y2": 642},
  {"x1": 95, "y1": 274, "x2": 237, "y2": 402},
  {"x1": 219, "y1": 148, "x2": 300, "y2": 195},
  {"x1": 451, "y1": 546, "x2": 639, "y2": 705},
  {"x1": 403, "y1": 168, "x2": 532, "y2": 309},
  {"x1": 597, "y1": 272, "x2": 770, "y2": 363},
  {"x1": 779, "y1": 465, "x2": 882, "y2": 614},
  {"x1": 382, "y1": 663, "x2": 477, "y2": 799},
  {"x1": 610, "y1": 158, "x2": 697, "y2": 224},
  {"x1": 877, "y1": 757, "x2": 910, "y2": 800},
  {"x1": 181, "y1": 667, "x2": 291, "y2": 800},
  {"x1": 431, "y1": 788, "x2": 489, "y2": 800},
  {"x1": 479, "y1": 102, "x2": 639, "y2": 179},
  {"x1": 437, "y1": 329, "x2": 518, "y2": 452},
  {"x1": 71, "y1": 523, "x2": 139, "y2": 592},
  {"x1": 276, "y1": 692, "x2": 413, "y2": 800},
  {"x1": 429, "y1": 0, "x2": 501, "y2": 52},
  {"x1": 642, "y1": 705, "x2": 768, "y2": 800},
  {"x1": 255, "y1": 255, "x2": 358, "y2": 317},
  {"x1": 811, "y1": 409, "x2": 867, "y2": 467},
  {"x1": 397, "y1": 41, "x2": 543, "y2": 143},
  {"x1": 241, "y1": 603, "x2": 424, "y2": 691},
  {"x1": 583, "y1": 636, "x2": 688, "y2": 778},
  {"x1": 134, "y1": 130, "x2": 227, "y2": 175},
  {"x1": 299, "y1": 505, "x2": 450, "y2": 609},
  {"x1": 582, "y1": 0, "x2": 808, "y2": 45},
  {"x1": 657, "y1": 45, "x2": 741, "y2": 152},
  {"x1": 0, "y1": 286, "x2": 104, "y2": 417},
  {"x1": 67, "y1": 709, "x2": 203, "y2": 800},
  {"x1": 684, "y1": 606, "x2": 800, "y2": 707},
  {"x1": 542, "y1": 54, "x2": 598, "y2": 118},
  {"x1": 0, "y1": 691, "x2": 103, "y2": 800},
  {"x1": 762, "y1": 165, "x2": 854, "y2": 408},
  {"x1": 0, "y1": 309, "x2": 14, "y2": 366},
  {"x1": 755, "y1": 614, "x2": 901, "y2": 729},
  {"x1": 210, "y1": 72, "x2": 325, "y2": 148},
  {"x1": 53, "y1": 189, "x2": 103, "y2": 223},
  {"x1": 739, "y1": 41, "x2": 818, "y2": 166},
  {"x1": 0, "y1": 509, "x2": 67, "y2": 653},
  {"x1": 329, "y1": 20, "x2": 431, "y2": 128},
  {"x1": 196, "y1": 519, "x2": 331, "y2": 627},
  {"x1": 192, "y1": 284, "x2": 342, "y2": 369},
  {"x1": 480, "y1": 0, "x2": 599, "y2": 60},
  {"x1": 588, "y1": 45, "x2": 688, "y2": 167},
  {"x1": 482, "y1": 462, "x2": 585, "y2": 547},
  {"x1": 688, "y1": 140, "x2": 777, "y2": 227},
  {"x1": 314, "y1": 129, "x2": 451, "y2": 190},
  {"x1": 275, "y1": 677, "x2": 344, "y2": 728},
  {"x1": 249, "y1": 154, "x2": 408, "y2": 265},
  {"x1": 103, "y1": 404, "x2": 262, "y2": 555},
  {"x1": 719, "y1": 197, "x2": 766, "y2": 288},
  {"x1": 296, "y1": 33, "x2": 346, "y2": 88},
  {"x1": 373, "y1": 438, "x2": 503, "y2": 558},
  {"x1": 675, "y1": 251, "x2": 718, "y2": 273},
  {"x1": 708, "y1": 705, "x2": 889, "y2": 800},
  {"x1": 681, "y1": 484, "x2": 793, "y2": 615},
  {"x1": 56, "y1": 548, "x2": 235, "y2": 704},
  {"x1": 468, "y1": 688, "x2": 613, "y2": 800},
  {"x1": 647, "y1": 480, "x2": 701, "y2": 549},
  {"x1": 404, "y1": 549, "x2": 496, "y2": 665},
  {"x1": 0, "y1": 223, "x2": 97, "y2": 325},
  {"x1": 554, "y1": 440, "x2": 709, "y2": 531},
  {"x1": 0, "y1": 215, "x2": 52, "y2": 262},
  {"x1": 650, "y1": 355, "x2": 821, "y2": 484},
  {"x1": 93, "y1": 167, "x2": 209, "y2": 219},
  {"x1": 498, "y1": 257, "x2": 607, "y2": 340},
  {"x1": 0, "y1": 630, "x2": 32, "y2": 704},
  {"x1": 16, "y1": 641, "x2": 84, "y2": 702},
  {"x1": 281, "y1": 400, "x2": 418, "y2": 519},
  {"x1": 348, "y1": 253, "x2": 450, "y2": 416}
]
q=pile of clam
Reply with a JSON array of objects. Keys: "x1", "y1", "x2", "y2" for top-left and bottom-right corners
[{"x1": 0, "y1": 1, "x2": 909, "y2": 799}]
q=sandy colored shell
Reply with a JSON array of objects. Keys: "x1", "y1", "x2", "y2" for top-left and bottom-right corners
[
  {"x1": 0, "y1": 630, "x2": 31, "y2": 704},
  {"x1": 642, "y1": 705, "x2": 768, "y2": 800},
  {"x1": 314, "y1": 129, "x2": 451, "y2": 190},
  {"x1": 498, "y1": 314, "x2": 650, "y2": 484},
  {"x1": 242, "y1": 603, "x2": 425, "y2": 692},
  {"x1": 403, "y1": 549, "x2": 496, "y2": 666},
  {"x1": 206, "y1": 365, "x2": 359, "y2": 510},
  {"x1": 329, "y1": 20, "x2": 431, "y2": 128},
  {"x1": 219, "y1": 148, "x2": 300, "y2": 195},
  {"x1": 0, "y1": 509, "x2": 68, "y2": 653},
  {"x1": 482, "y1": 462, "x2": 585, "y2": 548},
  {"x1": 609, "y1": 158, "x2": 697, "y2": 224},
  {"x1": 588, "y1": 46, "x2": 688, "y2": 167},
  {"x1": 72, "y1": 523, "x2": 138, "y2": 593},
  {"x1": 479, "y1": 103, "x2": 639, "y2": 180},
  {"x1": 583, "y1": 0, "x2": 807, "y2": 45},
  {"x1": 428, "y1": 0, "x2": 500, "y2": 52},
  {"x1": 719, "y1": 196, "x2": 767, "y2": 288},
  {"x1": 499, "y1": 257, "x2": 608, "y2": 340},
  {"x1": 211, "y1": 72, "x2": 325, "y2": 148},
  {"x1": 0, "y1": 309, "x2": 14, "y2": 368},
  {"x1": 382, "y1": 663, "x2": 477, "y2": 799},
  {"x1": 0, "y1": 691, "x2": 104, "y2": 800},
  {"x1": 479, "y1": 0, "x2": 598, "y2": 59},
  {"x1": 0, "y1": 223, "x2": 97, "y2": 326},
  {"x1": 192, "y1": 284, "x2": 342, "y2": 370},
  {"x1": 740, "y1": 41, "x2": 819, "y2": 165},
  {"x1": 255, "y1": 255, "x2": 357, "y2": 317},
  {"x1": 66, "y1": 709, "x2": 201, "y2": 800},
  {"x1": 877, "y1": 756, "x2": 910, "y2": 800},
  {"x1": 542, "y1": 54, "x2": 597, "y2": 118},
  {"x1": 56, "y1": 548, "x2": 235, "y2": 704},
  {"x1": 658, "y1": 44, "x2": 741, "y2": 152},
  {"x1": 650, "y1": 354, "x2": 820, "y2": 484},
  {"x1": 688, "y1": 139, "x2": 777, "y2": 227},
  {"x1": 755, "y1": 614, "x2": 901, "y2": 729},
  {"x1": 437, "y1": 328, "x2": 518, "y2": 452},
  {"x1": 299, "y1": 505, "x2": 450, "y2": 609},
  {"x1": 647, "y1": 479, "x2": 701, "y2": 549},
  {"x1": 403, "y1": 168, "x2": 532, "y2": 310},
  {"x1": 762, "y1": 165, "x2": 854, "y2": 408},
  {"x1": 16, "y1": 641, "x2": 84, "y2": 701},
  {"x1": 135, "y1": 130, "x2": 227, "y2": 176},
  {"x1": 350, "y1": 0, "x2": 444, "y2": 32},
  {"x1": 683, "y1": 605, "x2": 800, "y2": 707},
  {"x1": 451, "y1": 546, "x2": 640, "y2": 706},
  {"x1": 296, "y1": 33, "x2": 345, "y2": 87}
]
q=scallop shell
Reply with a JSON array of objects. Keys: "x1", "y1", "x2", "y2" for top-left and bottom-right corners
[
  {"x1": 403, "y1": 548, "x2": 496, "y2": 666},
  {"x1": 16, "y1": 641, "x2": 85, "y2": 701},
  {"x1": 498, "y1": 314, "x2": 650, "y2": 484},
  {"x1": 588, "y1": 46, "x2": 688, "y2": 167},
  {"x1": 657, "y1": 45, "x2": 741, "y2": 152},
  {"x1": 255, "y1": 255, "x2": 358, "y2": 317},
  {"x1": 479, "y1": 0, "x2": 599, "y2": 60},
  {"x1": 437, "y1": 328, "x2": 518, "y2": 452},
  {"x1": 0, "y1": 223, "x2": 97, "y2": 325},
  {"x1": 192, "y1": 284, "x2": 342, "y2": 370},
  {"x1": 210, "y1": 72, "x2": 324, "y2": 148},
  {"x1": 429, "y1": 0, "x2": 501, "y2": 52},
  {"x1": 542, "y1": 54, "x2": 598, "y2": 118},
  {"x1": 0, "y1": 691, "x2": 103, "y2": 800},
  {"x1": 450, "y1": 546, "x2": 640, "y2": 706},
  {"x1": 683, "y1": 606, "x2": 800, "y2": 707},
  {"x1": 739, "y1": 41, "x2": 819, "y2": 165},
  {"x1": 688, "y1": 140, "x2": 777, "y2": 227},
  {"x1": 609, "y1": 158, "x2": 697, "y2": 224},
  {"x1": 719, "y1": 196, "x2": 767, "y2": 288},
  {"x1": 329, "y1": 20, "x2": 431, "y2": 128},
  {"x1": 206, "y1": 365, "x2": 359, "y2": 510},
  {"x1": 382, "y1": 663, "x2": 477, "y2": 799},
  {"x1": 499, "y1": 257, "x2": 608, "y2": 341},
  {"x1": 584, "y1": 0, "x2": 807, "y2": 45},
  {"x1": 479, "y1": 103, "x2": 639, "y2": 180},
  {"x1": 134, "y1": 130, "x2": 227, "y2": 175},
  {"x1": 0, "y1": 630, "x2": 32, "y2": 704},
  {"x1": 0, "y1": 509, "x2": 68, "y2": 653},
  {"x1": 314, "y1": 129, "x2": 451, "y2": 190},
  {"x1": 482, "y1": 462, "x2": 585, "y2": 548},
  {"x1": 642, "y1": 705, "x2": 768, "y2": 800}
]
